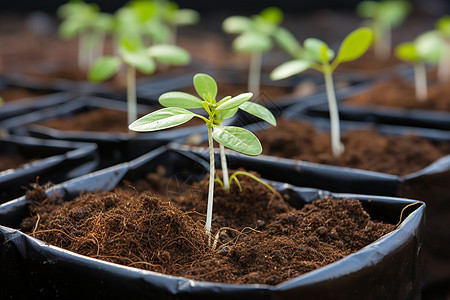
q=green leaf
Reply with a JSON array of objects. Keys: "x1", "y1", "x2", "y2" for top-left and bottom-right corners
[
  {"x1": 219, "y1": 107, "x2": 238, "y2": 120},
  {"x1": 270, "y1": 60, "x2": 312, "y2": 80},
  {"x1": 174, "y1": 9, "x2": 200, "y2": 26},
  {"x1": 378, "y1": 1, "x2": 411, "y2": 28},
  {"x1": 212, "y1": 126, "x2": 262, "y2": 156},
  {"x1": 356, "y1": 1, "x2": 378, "y2": 19},
  {"x1": 304, "y1": 38, "x2": 334, "y2": 63},
  {"x1": 128, "y1": 0, "x2": 157, "y2": 22},
  {"x1": 274, "y1": 27, "x2": 302, "y2": 58},
  {"x1": 335, "y1": 27, "x2": 373, "y2": 64},
  {"x1": 88, "y1": 56, "x2": 121, "y2": 82},
  {"x1": 193, "y1": 73, "x2": 217, "y2": 101},
  {"x1": 395, "y1": 42, "x2": 418, "y2": 63},
  {"x1": 216, "y1": 92, "x2": 253, "y2": 111},
  {"x1": 416, "y1": 31, "x2": 443, "y2": 65},
  {"x1": 436, "y1": 16, "x2": 450, "y2": 37},
  {"x1": 159, "y1": 92, "x2": 203, "y2": 109},
  {"x1": 147, "y1": 44, "x2": 191, "y2": 65},
  {"x1": 122, "y1": 50, "x2": 155, "y2": 73},
  {"x1": 59, "y1": 19, "x2": 83, "y2": 39},
  {"x1": 223, "y1": 16, "x2": 252, "y2": 33},
  {"x1": 93, "y1": 13, "x2": 115, "y2": 32},
  {"x1": 129, "y1": 107, "x2": 197, "y2": 132},
  {"x1": 259, "y1": 7, "x2": 283, "y2": 25},
  {"x1": 238, "y1": 101, "x2": 276, "y2": 126},
  {"x1": 233, "y1": 32, "x2": 272, "y2": 53}
]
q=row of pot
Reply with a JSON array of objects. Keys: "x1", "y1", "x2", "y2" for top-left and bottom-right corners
[{"x1": 0, "y1": 64, "x2": 449, "y2": 299}]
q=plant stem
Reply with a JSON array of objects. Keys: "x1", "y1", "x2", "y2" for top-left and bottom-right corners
[
  {"x1": 205, "y1": 122, "x2": 215, "y2": 237},
  {"x1": 414, "y1": 62, "x2": 427, "y2": 102},
  {"x1": 248, "y1": 52, "x2": 262, "y2": 97},
  {"x1": 127, "y1": 65, "x2": 137, "y2": 124},
  {"x1": 374, "y1": 24, "x2": 391, "y2": 61},
  {"x1": 438, "y1": 42, "x2": 450, "y2": 83},
  {"x1": 323, "y1": 70, "x2": 344, "y2": 158},
  {"x1": 219, "y1": 143, "x2": 230, "y2": 193}
]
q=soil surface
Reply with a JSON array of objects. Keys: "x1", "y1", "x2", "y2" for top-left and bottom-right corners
[
  {"x1": 345, "y1": 76, "x2": 450, "y2": 112},
  {"x1": 339, "y1": 51, "x2": 402, "y2": 73},
  {"x1": 37, "y1": 107, "x2": 205, "y2": 133},
  {"x1": 0, "y1": 87, "x2": 49, "y2": 102},
  {"x1": 0, "y1": 154, "x2": 28, "y2": 172},
  {"x1": 21, "y1": 171, "x2": 395, "y2": 285},
  {"x1": 256, "y1": 119, "x2": 450, "y2": 176}
]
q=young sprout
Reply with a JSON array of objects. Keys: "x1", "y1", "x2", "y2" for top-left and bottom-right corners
[
  {"x1": 271, "y1": 28, "x2": 373, "y2": 158},
  {"x1": 122, "y1": 0, "x2": 199, "y2": 47},
  {"x1": 89, "y1": 35, "x2": 190, "y2": 124},
  {"x1": 57, "y1": 1, "x2": 114, "y2": 70},
  {"x1": 153, "y1": 0, "x2": 200, "y2": 45},
  {"x1": 395, "y1": 31, "x2": 442, "y2": 101},
  {"x1": 128, "y1": 73, "x2": 276, "y2": 238},
  {"x1": 357, "y1": 0, "x2": 411, "y2": 61},
  {"x1": 436, "y1": 16, "x2": 450, "y2": 82},
  {"x1": 223, "y1": 7, "x2": 299, "y2": 97}
]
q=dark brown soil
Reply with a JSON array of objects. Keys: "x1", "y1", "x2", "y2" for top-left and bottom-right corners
[
  {"x1": 37, "y1": 107, "x2": 205, "y2": 133},
  {"x1": 21, "y1": 171, "x2": 395, "y2": 285},
  {"x1": 0, "y1": 87, "x2": 49, "y2": 102},
  {"x1": 256, "y1": 119, "x2": 450, "y2": 176},
  {"x1": 346, "y1": 76, "x2": 450, "y2": 112},
  {"x1": 38, "y1": 108, "x2": 132, "y2": 133},
  {"x1": 339, "y1": 51, "x2": 402, "y2": 73},
  {"x1": 0, "y1": 154, "x2": 28, "y2": 172}
]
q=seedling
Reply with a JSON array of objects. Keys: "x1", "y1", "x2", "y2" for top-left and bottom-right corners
[
  {"x1": 271, "y1": 28, "x2": 373, "y2": 158},
  {"x1": 395, "y1": 31, "x2": 442, "y2": 101},
  {"x1": 58, "y1": 1, "x2": 114, "y2": 70},
  {"x1": 436, "y1": 16, "x2": 450, "y2": 82},
  {"x1": 120, "y1": 0, "x2": 199, "y2": 47},
  {"x1": 129, "y1": 73, "x2": 276, "y2": 238},
  {"x1": 357, "y1": 0, "x2": 411, "y2": 61},
  {"x1": 152, "y1": 0, "x2": 200, "y2": 45},
  {"x1": 89, "y1": 35, "x2": 190, "y2": 125},
  {"x1": 223, "y1": 7, "x2": 300, "y2": 96}
]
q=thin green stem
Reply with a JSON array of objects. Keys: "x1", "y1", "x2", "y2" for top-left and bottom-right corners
[
  {"x1": 438, "y1": 42, "x2": 450, "y2": 83},
  {"x1": 323, "y1": 70, "x2": 344, "y2": 158},
  {"x1": 414, "y1": 62, "x2": 427, "y2": 102},
  {"x1": 248, "y1": 52, "x2": 262, "y2": 97},
  {"x1": 375, "y1": 24, "x2": 391, "y2": 61},
  {"x1": 205, "y1": 122, "x2": 215, "y2": 239},
  {"x1": 219, "y1": 143, "x2": 230, "y2": 193},
  {"x1": 127, "y1": 65, "x2": 137, "y2": 125}
]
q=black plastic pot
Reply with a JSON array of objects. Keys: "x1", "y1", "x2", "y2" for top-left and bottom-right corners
[
  {"x1": 0, "y1": 146, "x2": 424, "y2": 299},
  {"x1": 0, "y1": 91, "x2": 77, "y2": 122},
  {"x1": 0, "y1": 135, "x2": 98, "y2": 203},
  {"x1": 184, "y1": 113, "x2": 450, "y2": 296},
  {"x1": 1, "y1": 63, "x2": 204, "y2": 102},
  {"x1": 1, "y1": 95, "x2": 207, "y2": 168}
]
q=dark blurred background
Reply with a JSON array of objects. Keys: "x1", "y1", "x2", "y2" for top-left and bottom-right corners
[{"x1": 0, "y1": 0, "x2": 448, "y2": 14}]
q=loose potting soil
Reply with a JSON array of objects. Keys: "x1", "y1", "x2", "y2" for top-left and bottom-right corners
[
  {"x1": 345, "y1": 77, "x2": 450, "y2": 112},
  {"x1": 0, "y1": 154, "x2": 28, "y2": 172},
  {"x1": 21, "y1": 170, "x2": 395, "y2": 285},
  {"x1": 37, "y1": 107, "x2": 205, "y2": 133},
  {"x1": 256, "y1": 119, "x2": 450, "y2": 176}
]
